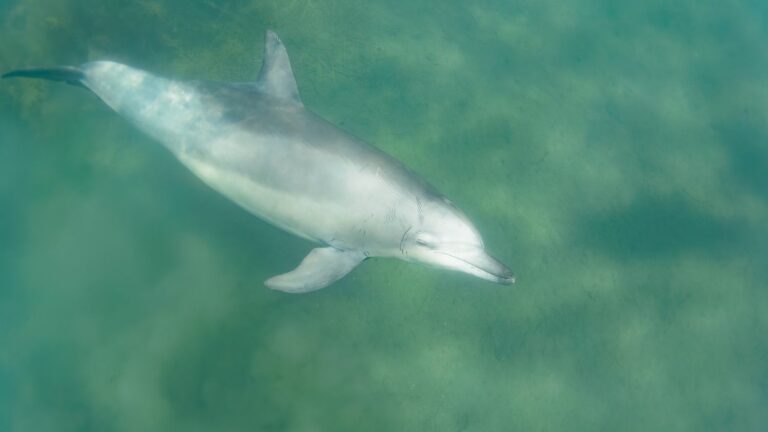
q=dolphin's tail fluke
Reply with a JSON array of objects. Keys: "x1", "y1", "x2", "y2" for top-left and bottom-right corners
[{"x1": 2, "y1": 66, "x2": 85, "y2": 88}]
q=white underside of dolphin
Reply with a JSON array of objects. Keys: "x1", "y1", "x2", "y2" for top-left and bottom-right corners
[{"x1": 3, "y1": 31, "x2": 515, "y2": 292}]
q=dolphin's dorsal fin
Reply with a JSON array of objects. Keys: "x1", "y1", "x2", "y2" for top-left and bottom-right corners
[{"x1": 256, "y1": 30, "x2": 302, "y2": 106}]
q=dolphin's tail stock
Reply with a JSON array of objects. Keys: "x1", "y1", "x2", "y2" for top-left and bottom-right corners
[{"x1": 2, "y1": 66, "x2": 86, "y2": 88}]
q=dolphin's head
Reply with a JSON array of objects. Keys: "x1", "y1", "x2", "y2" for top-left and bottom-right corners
[{"x1": 402, "y1": 197, "x2": 516, "y2": 285}]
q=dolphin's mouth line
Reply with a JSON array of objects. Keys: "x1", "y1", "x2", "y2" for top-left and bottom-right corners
[{"x1": 434, "y1": 250, "x2": 515, "y2": 284}]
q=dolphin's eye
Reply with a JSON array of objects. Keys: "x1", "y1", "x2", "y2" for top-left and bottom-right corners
[{"x1": 415, "y1": 235, "x2": 436, "y2": 249}]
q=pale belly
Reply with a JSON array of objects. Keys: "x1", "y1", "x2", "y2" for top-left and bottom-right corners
[{"x1": 175, "y1": 144, "x2": 415, "y2": 253}]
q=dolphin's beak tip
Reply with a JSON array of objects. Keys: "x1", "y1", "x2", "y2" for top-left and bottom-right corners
[{"x1": 502, "y1": 274, "x2": 516, "y2": 285}]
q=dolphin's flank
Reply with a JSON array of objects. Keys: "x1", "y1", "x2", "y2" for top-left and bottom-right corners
[{"x1": 3, "y1": 30, "x2": 515, "y2": 292}]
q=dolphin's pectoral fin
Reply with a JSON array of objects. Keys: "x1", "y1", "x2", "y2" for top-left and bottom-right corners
[
  {"x1": 256, "y1": 30, "x2": 302, "y2": 106},
  {"x1": 265, "y1": 247, "x2": 365, "y2": 293}
]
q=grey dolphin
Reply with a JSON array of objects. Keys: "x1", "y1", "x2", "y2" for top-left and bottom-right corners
[{"x1": 3, "y1": 31, "x2": 515, "y2": 292}]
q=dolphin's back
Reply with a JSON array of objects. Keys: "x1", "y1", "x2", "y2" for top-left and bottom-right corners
[{"x1": 82, "y1": 62, "x2": 211, "y2": 149}]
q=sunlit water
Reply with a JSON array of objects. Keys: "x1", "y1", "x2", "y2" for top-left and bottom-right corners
[{"x1": 1, "y1": 0, "x2": 767, "y2": 431}]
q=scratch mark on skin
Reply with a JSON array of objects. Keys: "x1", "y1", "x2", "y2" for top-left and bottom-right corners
[
  {"x1": 400, "y1": 226, "x2": 412, "y2": 255},
  {"x1": 385, "y1": 206, "x2": 397, "y2": 223},
  {"x1": 416, "y1": 197, "x2": 424, "y2": 225}
]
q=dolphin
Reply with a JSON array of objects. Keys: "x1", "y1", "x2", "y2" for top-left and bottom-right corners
[{"x1": 3, "y1": 31, "x2": 515, "y2": 292}]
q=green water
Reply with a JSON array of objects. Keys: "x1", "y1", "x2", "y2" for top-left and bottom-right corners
[{"x1": 1, "y1": 0, "x2": 767, "y2": 430}]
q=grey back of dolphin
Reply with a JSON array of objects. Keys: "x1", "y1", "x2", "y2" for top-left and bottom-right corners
[{"x1": 3, "y1": 31, "x2": 515, "y2": 292}]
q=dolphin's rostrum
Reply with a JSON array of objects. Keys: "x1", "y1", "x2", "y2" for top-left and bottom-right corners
[{"x1": 3, "y1": 31, "x2": 515, "y2": 292}]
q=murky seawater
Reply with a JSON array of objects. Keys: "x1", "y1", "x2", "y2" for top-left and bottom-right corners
[{"x1": 1, "y1": 0, "x2": 767, "y2": 430}]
